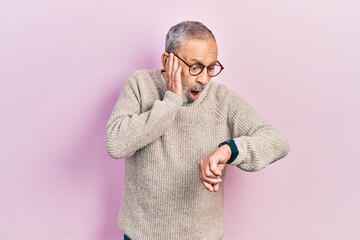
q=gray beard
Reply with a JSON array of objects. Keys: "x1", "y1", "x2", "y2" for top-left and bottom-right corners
[{"x1": 181, "y1": 84, "x2": 206, "y2": 104}]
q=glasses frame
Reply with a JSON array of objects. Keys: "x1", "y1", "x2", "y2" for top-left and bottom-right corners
[{"x1": 171, "y1": 53, "x2": 224, "y2": 77}]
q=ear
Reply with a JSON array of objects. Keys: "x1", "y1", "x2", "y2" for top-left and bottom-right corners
[{"x1": 161, "y1": 52, "x2": 169, "y2": 69}]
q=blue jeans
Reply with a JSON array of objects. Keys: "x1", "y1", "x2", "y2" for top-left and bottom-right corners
[{"x1": 124, "y1": 234, "x2": 131, "y2": 240}]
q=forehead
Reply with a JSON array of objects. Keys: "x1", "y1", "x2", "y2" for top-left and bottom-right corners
[{"x1": 178, "y1": 38, "x2": 218, "y2": 63}]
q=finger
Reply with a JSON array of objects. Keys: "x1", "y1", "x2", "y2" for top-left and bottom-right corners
[
  {"x1": 199, "y1": 160, "x2": 211, "y2": 179},
  {"x1": 209, "y1": 160, "x2": 222, "y2": 176},
  {"x1": 199, "y1": 161, "x2": 221, "y2": 184},
  {"x1": 202, "y1": 180, "x2": 214, "y2": 192},
  {"x1": 175, "y1": 65, "x2": 183, "y2": 91},
  {"x1": 213, "y1": 182, "x2": 220, "y2": 192},
  {"x1": 203, "y1": 158, "x2": 220, "y2": 178},
  {"x1": 202, "y1": 166, "x2": 222, "y2": 184},
  {"x1": 205, "y1": 177, "x2": 222, "y2": 185},
  {"x1": 168, "y1": 53, "x2": 173, "y2": 82},
  {"x1": 175, "y1": 65, "x2": 182, "y2": 82},
  {"x1": 171, "y1": 54, "x2": 179, "y2": 85},
  {"x1": 164, "y1": 54, "x2": 171, "y2": 89},
  {"x1": 204, "y1": 164, "x2": 218, "y2": 179},
  {"x1": 198, "y1": 164, "x2": 204, "y2": 182},
  {"x1": 199, "y1": 163, "x2": 220, "y2": 191}
]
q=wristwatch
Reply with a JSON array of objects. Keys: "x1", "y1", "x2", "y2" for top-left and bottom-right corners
[{"x1": 218, "y1": 139, "x2": 239, "y2": 164}]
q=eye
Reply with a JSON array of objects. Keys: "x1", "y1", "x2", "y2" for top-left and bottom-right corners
[
  {"x1": 190, "y1": 64, "x2": 202, "y2": 72},
  {"x1": 208, "y1": 65, "x2": 215, "y2": 71}
]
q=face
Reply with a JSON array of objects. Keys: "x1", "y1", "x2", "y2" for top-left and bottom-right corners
[{"x1": 163, "y1": 38, "x2": 218, "y2": 104}]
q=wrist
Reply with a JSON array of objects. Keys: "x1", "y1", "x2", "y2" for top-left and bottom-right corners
[
  {"x1": 218, "y1": 139, "x2": 239, "y2": 164},
  {"x1": 219, "y1": 144, "x2": 231, "y2": 162}
]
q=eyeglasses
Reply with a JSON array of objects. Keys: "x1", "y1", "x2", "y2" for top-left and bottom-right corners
[{"x1": 171, "y1": 53, "x2": 224, "y2": 77}]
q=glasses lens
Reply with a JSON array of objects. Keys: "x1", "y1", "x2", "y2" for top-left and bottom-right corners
[
  {"x1": 208, "y1": 64, "x2": 222, "y2": 77},
  {"x1": 189, "y1": 63, "x2": 223, "y2": 77},
  {"x1": 189, "y1": 64, "x2": 204, "y2": 75}
]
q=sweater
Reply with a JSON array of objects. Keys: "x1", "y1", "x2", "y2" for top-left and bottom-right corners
[{"x1": 105, "y1": 69, "x2": 289, "y2": 240}]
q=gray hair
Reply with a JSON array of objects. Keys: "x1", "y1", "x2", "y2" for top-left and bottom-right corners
[{"x1": 165, "y1": 21, "x2": 216, "y2": 54}]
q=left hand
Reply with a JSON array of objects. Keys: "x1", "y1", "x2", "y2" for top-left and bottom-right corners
[
  {"x1": 163, "y1": 53, "x2": 183, "y2": 97},
  {"x1": 198, "y1": 145, "x2": 231, "y2": 192}
]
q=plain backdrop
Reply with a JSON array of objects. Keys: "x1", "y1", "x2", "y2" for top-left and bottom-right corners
[{"x1": 1, "y1": 0, "x2": 359, "y2": 239}]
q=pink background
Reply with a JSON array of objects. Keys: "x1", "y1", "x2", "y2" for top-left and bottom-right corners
[{"x1": 1, "y1": 0, "x2": 359, "y2": 239}]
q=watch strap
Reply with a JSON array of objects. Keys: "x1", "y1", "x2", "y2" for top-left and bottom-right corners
[{"x1": 218, "y1": 139, "x2": 239, "y2": 164}]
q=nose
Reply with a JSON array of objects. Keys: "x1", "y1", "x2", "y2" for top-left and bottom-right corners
[{"x1": 196, "y1": 69, "x2": 210, "y2": 85}]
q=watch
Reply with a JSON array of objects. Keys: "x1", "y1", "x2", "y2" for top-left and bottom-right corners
[{"x1": 218, "y1": 139, "x2": 239, "y2": 164}]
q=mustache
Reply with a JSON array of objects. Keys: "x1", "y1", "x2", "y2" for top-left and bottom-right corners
[{"x1": 182, "y1": 84, "x2": 206, "y2": 92}]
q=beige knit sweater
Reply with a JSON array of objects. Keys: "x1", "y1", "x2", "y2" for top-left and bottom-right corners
[{"x1": 106, "y1": 69, "x2": 289, "y2": 240}]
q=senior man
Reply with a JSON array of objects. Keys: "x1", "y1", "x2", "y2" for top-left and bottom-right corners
[{"x1": 106, "y1": 21, "x2": 289, "y2": 240}]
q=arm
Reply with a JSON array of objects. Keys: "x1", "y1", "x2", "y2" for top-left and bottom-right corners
[
  {"x1": 106, "y1": 53, "x2": 183, "y2": 159},
  {"x1": 227, "y1": 93, "x2": 289, "y2": 172},
  {"x1": 198, "y1": 91, "x2": 289, "y2": 191},
  {"x1": 106, "y1": 78, "x2": 182, "y2": 159}
]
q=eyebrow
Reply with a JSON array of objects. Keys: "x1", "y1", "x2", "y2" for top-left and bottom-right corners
[{"x1": 189, "y1": 58, "x2": 218, "y2": 66}]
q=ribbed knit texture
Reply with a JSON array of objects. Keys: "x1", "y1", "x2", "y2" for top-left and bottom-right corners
[{"x1": 106, "y1": 69, "x2": 289, "y2": 240}]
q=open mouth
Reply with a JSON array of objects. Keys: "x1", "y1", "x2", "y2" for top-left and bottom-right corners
[
  {"x1": 190, "y1": 90, "x2": 201, "y2": 100},
  {"x1": 184, "y1": 85, "x2": 205, "y2": 102}
]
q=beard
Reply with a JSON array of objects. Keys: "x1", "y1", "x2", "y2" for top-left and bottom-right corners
[{"x1": 181, "y1": 84, "x2": 206, "y2": 104}]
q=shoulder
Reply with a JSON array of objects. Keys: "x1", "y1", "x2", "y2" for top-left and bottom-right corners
[
  {"x1": 206, "y1": 81, "x2": 256, "y2": 117},
  {"x1": 124, "y1": 69, "x2": 162, "y2": 92},
  {"x1": 127, "y1": 69, "x2": 158, "y2": 84},
  {"x1": 208, "y1": 81, "x2": 244, "y2": 104},
  {"x1": 123, "y1": 69, "x2": 163, "y2": 104}
]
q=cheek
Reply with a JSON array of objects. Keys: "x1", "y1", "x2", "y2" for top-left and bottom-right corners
[{"x1": 181, "y1": 72, "x2": 196, "y2": 87}]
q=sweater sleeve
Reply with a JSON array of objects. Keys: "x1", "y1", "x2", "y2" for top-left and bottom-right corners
[
  {"x1": 226, "y1": 91, "x2": 289, "y2": 172},
  {"x1": 105, "y1": 73, "x2": 183, "y2": 159}
]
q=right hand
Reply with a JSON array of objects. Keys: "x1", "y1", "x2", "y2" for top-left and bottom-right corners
[
  {"x1": 198, "y1": 145, "x2": 230, "y2": 192},
  {"x1": 163, "y1": 53, "x2": 183, "y2": 97}
]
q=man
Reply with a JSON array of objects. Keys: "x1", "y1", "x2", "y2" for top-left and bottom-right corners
[{"x1": 106, "y1": 21, "x2": 289, "y2": 240}]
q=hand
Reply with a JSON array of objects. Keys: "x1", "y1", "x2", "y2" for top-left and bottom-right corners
[
  {"x1": 198, "y1": 145, "x2": 231, "y2": 192},
  {"x1": 163, "y1": 53, "x2": 183, "y2": 97}
]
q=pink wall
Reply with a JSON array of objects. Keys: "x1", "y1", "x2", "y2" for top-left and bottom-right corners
[{"x1": 1, "y1": 0, "x2": 359, "y2": 239}]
